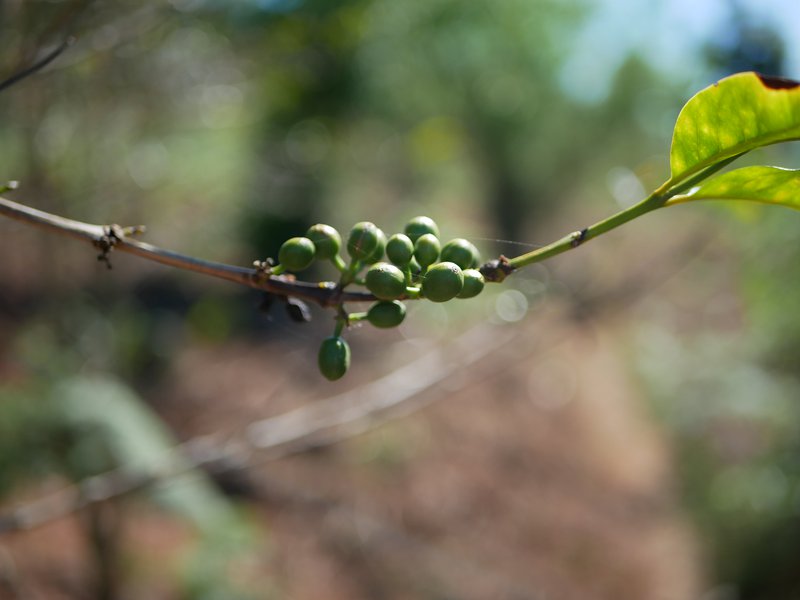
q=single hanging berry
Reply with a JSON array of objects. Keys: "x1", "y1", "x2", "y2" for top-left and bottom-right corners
[{"x1": 318, "y1": 336, "x2": 350, "y2": 380}]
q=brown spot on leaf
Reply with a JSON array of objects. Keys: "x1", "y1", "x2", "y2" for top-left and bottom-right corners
[{"x1": 757, "y1": 73, "x2": 800, "y2": 90}]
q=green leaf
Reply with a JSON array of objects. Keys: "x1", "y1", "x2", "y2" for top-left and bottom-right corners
[
  {"x1": 57, "y1": 376, "x2": 259, "y2": 597},
  {"x1": 57, "y1": 375, "x2": 241, "y2": 535},
  {"x1": 668, "y1": 72, "x2": 800, "y2": 189},
  {"x1": 667, "y1": 166, "x2": 800, "y2": 210}
]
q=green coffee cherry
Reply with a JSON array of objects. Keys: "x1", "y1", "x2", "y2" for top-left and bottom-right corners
[
  {"x1": 278, "y1": 236, "x2": 316, "y2": 272},
  {"x1": 457, "y1": 269, "x2": 485, "y2": 299},
  {"x1": 414, "y1": 233, "x2": 440, "y2": 268},
  {"x1": 367, "y1": 300, "x2": 406, "y2": 328},
  {"x1": 363, "y1": 229, "x2": 387, "y2": 264},
  {"x1": 422, "y1": 261, "x2": 464, "y2": 302},
  {"x1": 365, "y1": 262, "x2": 406, "y2": 300},
  {"x1": 404, "y1": 216, "x2": 440, "y2": 244},
  {"x1": 318, "y1": 336, "x2": 350, "y2": 381},
  {"x1": 306, "y1": 224, "x2": 341, "y2": 260},
  {"x1": 386, "y1": 233, "x2": 414, "y2": 266},
  {"x1": 347, "y1": 221, "x2": 383, "y2": 261},
  {"x1": 441, "y1": 238, "x2": 480, "y2": 270}
]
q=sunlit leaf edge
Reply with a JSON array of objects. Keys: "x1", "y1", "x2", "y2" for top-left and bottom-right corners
[{"x1": 666, "y1": 165, "x2": 800, "y2": 211}]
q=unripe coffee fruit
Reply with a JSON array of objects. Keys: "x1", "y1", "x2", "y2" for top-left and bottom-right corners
[
  {"x1": 422, "y1": 261, "x2": 464, "y2": 302},
  {"x1": 347, "y1": 222, "x2": 383, "y2": 261},
  {"x1": 365, "y1": 262, "x2": 406, "y2": 300},
  {"x1": 414, "y1": 233, "x2": 441, "y2": 268},
  {"x1": 306, "y1": 224, "x2": 341, "y2": 260},
  {"x1": 318, "y1": 336, "x2": 350, "y2": 380},
  {"x1": 441, "y1": 238, "x2": 480, "y2": 270},
  {"x1": 457, "y1": 269, "x2": 485, "y2": 298},
  {"x1": 386, "y1": 233, "x2": 414, "y2": 266},
  {"x1": 363, "y1": 229, "x2": 387, "y2": 264},
  {"x1": 278, "y1": 237, "x2": 316, "y2": 271},
  {"x1": 367, "y1": 300, "x2": 406, "y2": 328},
  {"x1": 404, "y1": 216, "x2": 440, "y2": 244}
]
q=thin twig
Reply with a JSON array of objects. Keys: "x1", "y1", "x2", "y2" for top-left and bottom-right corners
[
  {"x1": 0, "y1": 322, "x2": 517, "y2": 535},
  {"x1": 0, "y1": 196, "x2": 375, "y2": 307},
  {"x1": 0, "y1": 37, "x2": 76, "y2": 94},
  {"x1": 246, "y1": 323, "x2": 516, "y2": 458}
]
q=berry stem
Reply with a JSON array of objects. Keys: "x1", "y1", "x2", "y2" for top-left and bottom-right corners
[
  {"x1": 347, "y1": 311, "x2": 368, "y2": 323},
  {"x1": 339, "y1": 259, "x2": 363, "y2": 287},
  {"x1": 332, "y1": 254, "x2": 347, "y2": 273},
  {"x1": 334, "y1": 315, "x2": 346, "y2": 337}
]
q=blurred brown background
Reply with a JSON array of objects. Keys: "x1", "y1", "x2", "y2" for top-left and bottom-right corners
[{"x1": 1, "y1": 1, "x2": 799, "y2": 599}]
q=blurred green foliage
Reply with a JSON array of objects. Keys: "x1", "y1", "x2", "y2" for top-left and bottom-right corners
[{"x1": 0, "y1": 384, "x2": 63, "y2": 496}]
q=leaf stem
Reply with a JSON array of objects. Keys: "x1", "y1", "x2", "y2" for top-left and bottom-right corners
[
  {"x1": 661, "y1": 153, "x2": 746, "y2": 197},
  {"x1": 493, "y1": 151, "x2": 750, "y2": 278},
  {"x1": 505, "y1": 192, "x2": 667, "y2": 271}
]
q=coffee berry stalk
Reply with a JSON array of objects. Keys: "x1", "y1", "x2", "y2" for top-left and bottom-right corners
[
  {"x1": 267, "y1": 217, "x2": 485, "y2": 380},
  {"x1": 2, "y1": 74, "x2": 798, "y2": 384}
]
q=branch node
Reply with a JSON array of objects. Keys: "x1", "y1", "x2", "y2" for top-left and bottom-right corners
[
  {"x1": 0, "y1": 181, "x2": 19, "y2": 194},
  {"x1": 120, "y1": 224, "x2": 146, "y2": 237},
  {"x1": 95, "y1": 224, "x2": 126, "y2": 270},
  {"x1": 569, "y1": 227, "x2": 589, "y2": 248},
  {"x1": 0, "y1": 197, "x2": 382, "y2": 307},
  {"x1": 479, "y1": 255, "x2": 515, "y2": 283},
  {"x1": 252, "y1": 258, "x2": 277, "y2": 281}
]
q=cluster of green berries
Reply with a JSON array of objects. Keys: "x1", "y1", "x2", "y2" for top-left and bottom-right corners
[{"x1": 271, "y1": 216, "x2": 485, "y2": 380}]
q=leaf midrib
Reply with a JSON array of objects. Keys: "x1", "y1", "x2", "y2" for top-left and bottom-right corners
[{"x1": 667, "y1": 128, "x2": 800, "y2": 193}]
